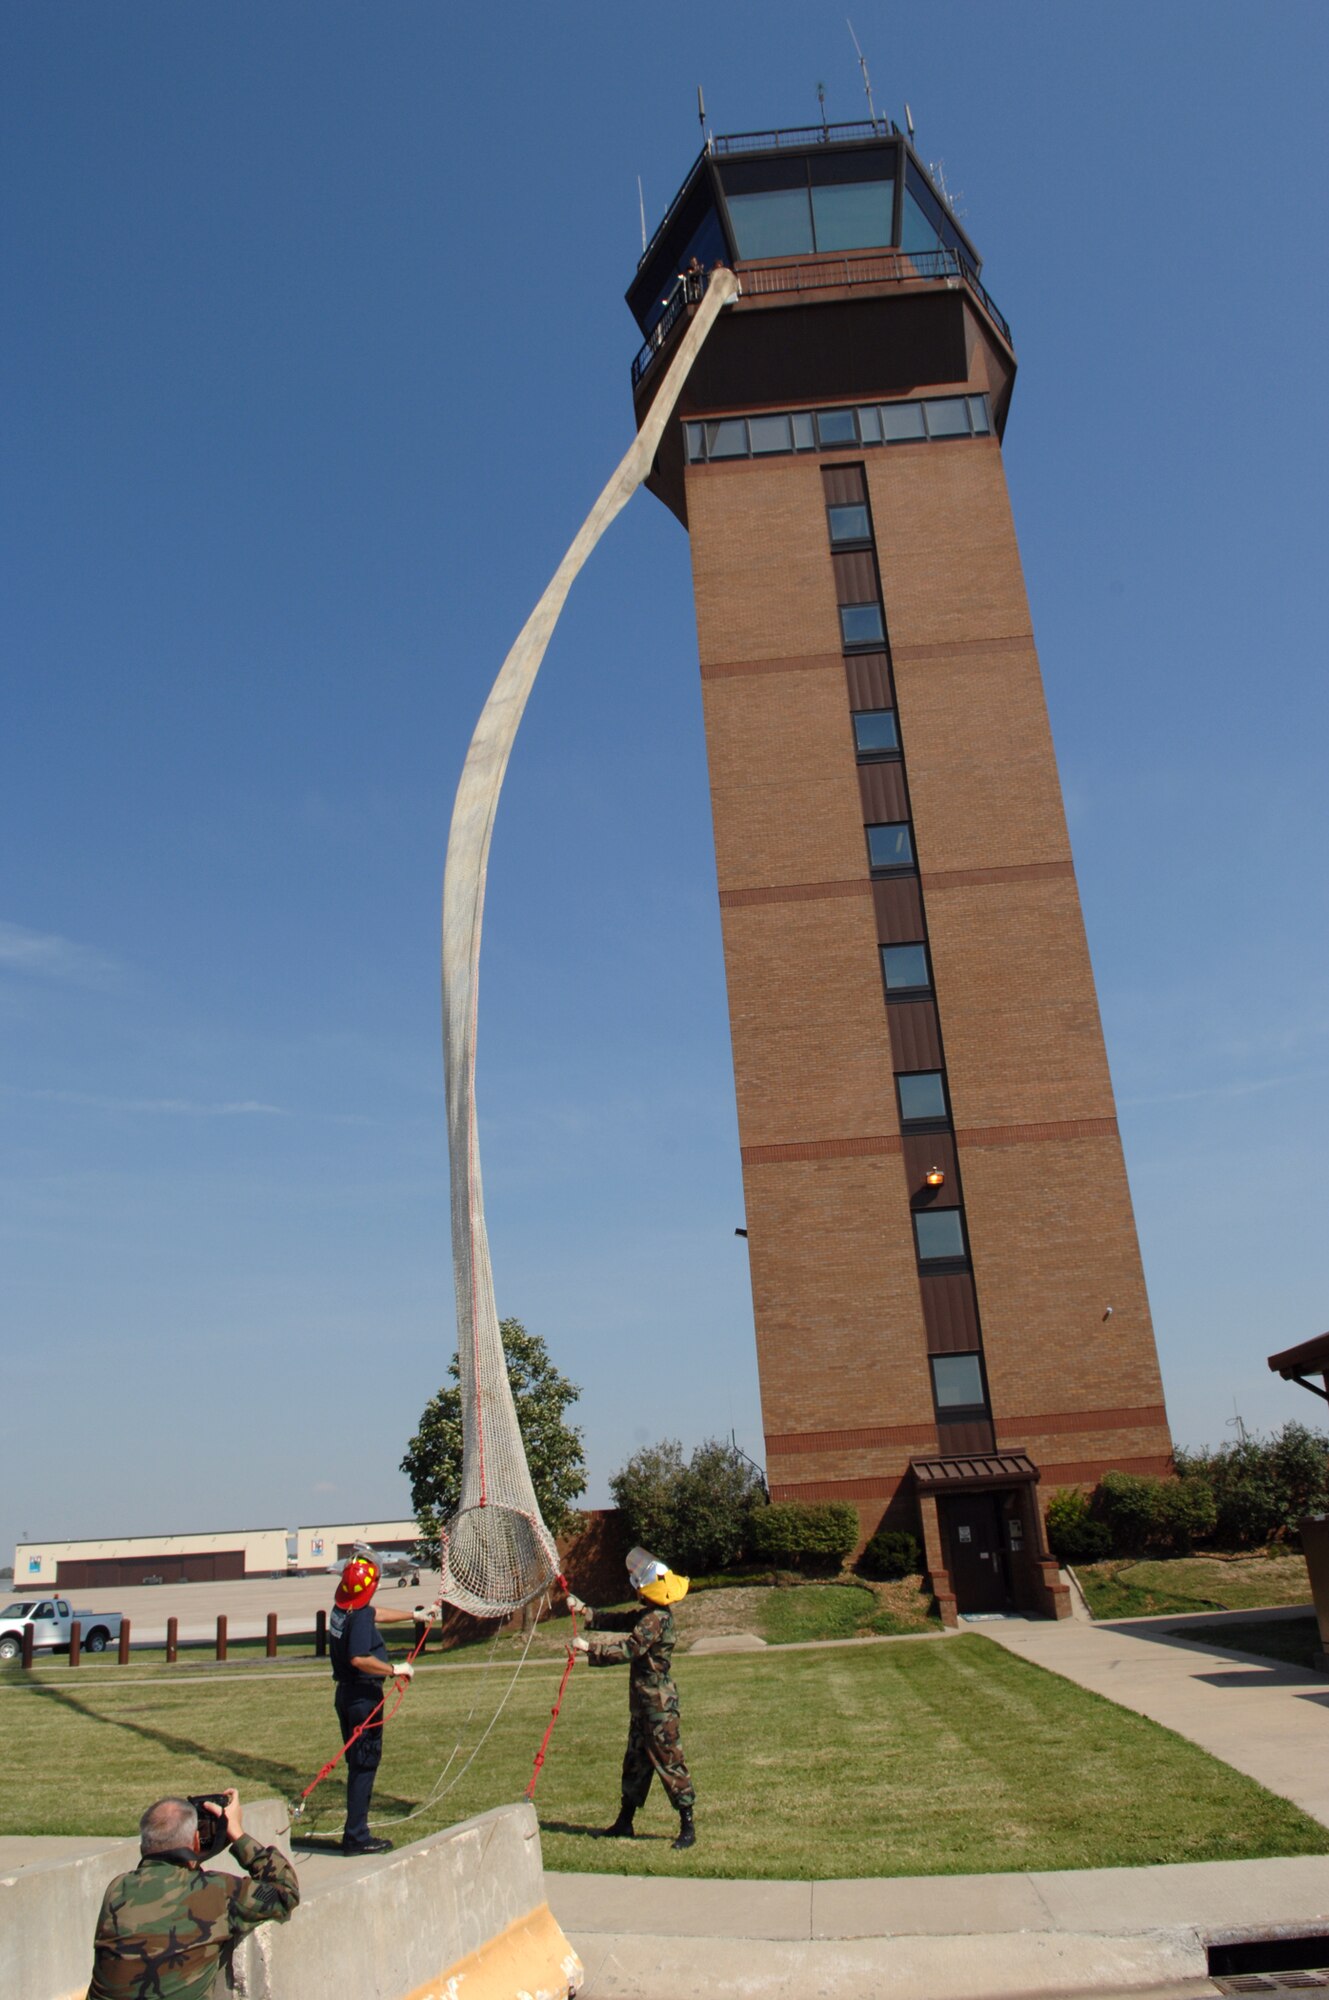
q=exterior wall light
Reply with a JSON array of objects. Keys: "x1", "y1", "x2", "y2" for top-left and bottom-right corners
[{"x1": 924, "y1": 1167, "x2": 946, "y2": 1187}]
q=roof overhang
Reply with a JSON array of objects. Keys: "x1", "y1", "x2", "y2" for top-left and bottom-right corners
[
  {"x1": 910, "y1": 1451, "x2": 1040, "y2": 1492},
  {"x1": 1267, "y1": 1331, "x2": 1329, "y2": 1401}
]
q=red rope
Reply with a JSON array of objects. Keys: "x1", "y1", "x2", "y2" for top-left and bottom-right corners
[{"x1": 526, "y1": 1577, "x2": 577, "y2": 1800}]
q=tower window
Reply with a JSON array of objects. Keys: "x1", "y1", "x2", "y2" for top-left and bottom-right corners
[
  {"x1": 881, "y1": 943, "x2": 930, "y2": 992},
  {"x1": 828, "y1": 503, "x2": 871, "y2": 546},
  {"x1": 882, "y1": 403, "x2": 926, "y2": 443},
  {"x1": 840, "y1": 603, "x2": 885, "y2": 648},
  {"x1": 915, "y1": 1209, "x2": 967, "y2": 1263},
  {"x1": 867, "y1": 822, "x2": 914, "y2": 873},
  {"x1": 816, "y1": 409, "x2": 859, "y2": 447},
  {"x1": 852, "y1": 710, "x2": 899, "y2": 757},
  {"x1": 931, "y1": 1352, "x2": 985, "y2": 1409},
  {"x1": 897, "y1": 1071, "x2": 948, "y2": 1125},
  {"x1": 925, "y1": 398, "x2": 971, "y2": 438},
  {"x1": 749, "y1": 413, "x2": 794, "y2": 455}
]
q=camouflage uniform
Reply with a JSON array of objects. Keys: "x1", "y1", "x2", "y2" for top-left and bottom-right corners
[
  {"x1": 86, "y1": 1834, "x2": 299, "y2": 2000},
  {"x1": 585, "y1": 1603, "x2": 695, "y2": 1811}
]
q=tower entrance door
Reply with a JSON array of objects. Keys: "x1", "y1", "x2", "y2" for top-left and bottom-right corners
[{"x1": 940, "y1": 1492, "x2": 1011, "y2": 1615}]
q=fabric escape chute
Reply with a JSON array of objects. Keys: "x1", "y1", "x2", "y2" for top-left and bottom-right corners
[{"x1": 438, "y1": 268, "x2": 741, "y2": 1619}]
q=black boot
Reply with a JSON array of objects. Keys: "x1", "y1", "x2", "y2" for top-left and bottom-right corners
[
  {"x1": 672, "y1": 1806, "x2": 695, "y2": 1850},
  {"x1": 600, "y1": 1803, "x2": 635, "y2": 1839}
]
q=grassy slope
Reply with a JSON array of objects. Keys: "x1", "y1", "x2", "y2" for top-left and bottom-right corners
[
  {"x1": 5, "y1": 1633, "x2": 1326, "y2": 1879},
  {"x1": 1077, "y1": 1552, "x2": 1312, "y2": 1621}
]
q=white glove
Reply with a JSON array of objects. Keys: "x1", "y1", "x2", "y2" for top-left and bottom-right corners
[
  {"x1": 395, "y1": 1661, "x2": 415, "y2": 1682},
  {"x1": 565, "y1": 1592, "x2": 588, "y2": 1616},
  {"x1": 572, "y1": 1636, "x2": 590, "y2": 1655}
]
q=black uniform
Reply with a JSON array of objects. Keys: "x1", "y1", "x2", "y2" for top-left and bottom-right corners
[{"x1": 329, "y1": 1603, "x2": 391, "y2": 1844}]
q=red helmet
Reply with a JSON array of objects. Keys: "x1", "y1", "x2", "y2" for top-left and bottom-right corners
[{"x1": 334, "y1": 1557, "x2": 379, "y2": 1609}]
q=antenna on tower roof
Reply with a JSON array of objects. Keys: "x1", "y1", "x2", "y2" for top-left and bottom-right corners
[
  {"x1": 905, "y1": 102, "x2": 916, "y2": 144},
  {"x1": 697, "y1": 84, "x2": 711, "y2": 150},
  {"x1": 637, "y1": 175, "x2": 647, "y2": 255},
  {"x1": 846, "y1": 18, "x2": 881, "y2": 132},
  {"x1": 817, "y1": 80, "x2": 828, "y2": 134}
]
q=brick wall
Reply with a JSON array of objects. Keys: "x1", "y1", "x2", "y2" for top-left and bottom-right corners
[{"x1": 678, "y1": 287, "x2": 1172, "y2": 1547}]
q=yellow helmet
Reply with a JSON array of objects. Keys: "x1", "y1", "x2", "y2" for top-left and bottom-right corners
[{"x1": 639, "y1": 1571, "x2": 689, "y2": 1606}]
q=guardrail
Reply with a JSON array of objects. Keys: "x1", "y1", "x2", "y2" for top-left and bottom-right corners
[
  {"x1": 631, "y1": 246, "x2": 1011, "y2": 390},
  {"x1": 713, "y1": 120, "x2": 887, "y2": 154}
]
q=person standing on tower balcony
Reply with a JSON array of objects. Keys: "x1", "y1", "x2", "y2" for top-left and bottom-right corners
[{"x1": 568, "y1": 1547, "x2": 696, "y2": 1849}]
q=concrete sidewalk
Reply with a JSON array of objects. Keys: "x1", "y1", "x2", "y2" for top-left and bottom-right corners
[
  {"x1": 548, "y1": 1856, "x2": 1329, "y2": 1999},
  {"x1": 982, "y1": 1611, "x2": 1329, "y2": 1828}
]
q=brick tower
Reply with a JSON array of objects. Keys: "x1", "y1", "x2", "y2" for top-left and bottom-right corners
[{"x1": 627, "y1": 121, "x2": 1172, "y2": 1620}]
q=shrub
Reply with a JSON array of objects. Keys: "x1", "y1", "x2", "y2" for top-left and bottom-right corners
[
  {"x1": 1151, "y1": 1475, "x2": 1217, "y2": 1553},
  {"x1": 857, "y1": 1528, "x2": 922, "y2": 1580},
  {"x1": 748, "y1": 1501, "x2": 859, "y2": 1572},
  {"x1": 672, "y1": 1438, "x2": 767, "y2": 1575},
  {"x1": 1096, "y1": 1471, "x2": 1158, "y2": 1556},
  {"x1": 609, "y1": 1436, "x2": 765, "y2": 1575},
  {"x1": 609, "y1": 1440, "x2": 684, "y2": 1557},
  {"x1": 1045, "y1": 1487, "x2": 1112, "y2": 1565}
]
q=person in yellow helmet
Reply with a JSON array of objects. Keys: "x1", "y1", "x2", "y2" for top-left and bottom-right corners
[{"x1": 568, "y1": 1545, "x2": 695, "y2": 1849}]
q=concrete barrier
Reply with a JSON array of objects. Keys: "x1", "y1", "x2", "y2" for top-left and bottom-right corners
[{"x1": 2, "y1": 1799, "x2": 581, "y2": 2000}]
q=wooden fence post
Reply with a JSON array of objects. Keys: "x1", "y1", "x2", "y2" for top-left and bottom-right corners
[
  {"x1": 21, "y1": 1623, "x2": 34, "y2": 1670},
  {"x1": 216, "y1": 1615, "x2": 227, "y2": 1663},
  {"x1": 166, "y1": 1616, "x2": 178, "y2": 1664},
  {"x1": 68, "y1": 1621, "x2": 81, "y2": 1668},
  {"x1": 118, "y1": 1619, "x2": 131, "y2": 1666},
  {"x1": 266, "y1": 1613, "x2": 277, "y2": 1659},
  {"x1": 315, "y1": 1609, "x2": 327, "y2": 1658}
]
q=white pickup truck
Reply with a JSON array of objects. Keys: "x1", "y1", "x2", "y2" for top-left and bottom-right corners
[{"x1": 0, "y1": 1596, "x2": 124, "y2": 1660}]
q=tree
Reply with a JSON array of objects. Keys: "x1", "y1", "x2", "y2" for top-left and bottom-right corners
[
  {"x1": 401, "y1": 1318, "x2": 586, "y2": 1552},
  {"x1": 610, "y1": 1439, "x2": 685, "y2": 1558}
]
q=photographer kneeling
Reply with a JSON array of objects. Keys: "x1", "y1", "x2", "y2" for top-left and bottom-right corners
[{"x1": 87, "y1": 1787, "x2": 298, "y2": 1999}]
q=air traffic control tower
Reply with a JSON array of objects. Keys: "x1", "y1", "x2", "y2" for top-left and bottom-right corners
[{"x1": 627, "y1": 121, "x2": 1172, "y2": 1621}]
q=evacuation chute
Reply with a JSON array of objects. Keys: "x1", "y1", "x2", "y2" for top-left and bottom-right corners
[{"x1": 438, "y1": 268, "x2": 740, "y2": 1619}]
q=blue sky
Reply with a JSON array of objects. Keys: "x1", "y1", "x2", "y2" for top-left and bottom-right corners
[{"x1": 4, "y1": 3, "x2": 1327, "y2": 1561}]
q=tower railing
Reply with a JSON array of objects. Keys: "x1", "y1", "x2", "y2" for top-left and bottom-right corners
[{"x1": 631, "y1": 247, "x2": 1011, "y2": 390}]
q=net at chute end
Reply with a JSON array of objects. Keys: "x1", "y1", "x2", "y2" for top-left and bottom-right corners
[{"x1": 440, "y1": 1503, "x2": 560, "y2": 1619}]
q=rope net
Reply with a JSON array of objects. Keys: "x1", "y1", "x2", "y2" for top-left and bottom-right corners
[{"x1": 439, "y1": 269, "x2": 740, "y2": 1619}]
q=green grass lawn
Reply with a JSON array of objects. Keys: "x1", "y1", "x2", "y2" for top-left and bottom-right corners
[
  {"x1": 4, "y1": 1632, "x2": 1325, "y2": 1880},
  {"x1": 1077, "y1": 1552, "x2": 1313, "y2": 1621},
  {"x1": 1170, "y1": 1615, "x2": 1323, "y2": 1673}
]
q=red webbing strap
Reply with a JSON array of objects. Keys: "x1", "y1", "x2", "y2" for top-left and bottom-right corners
[{"x1": 526, "y1": 1578, "x2": 577, "y2": 1800}]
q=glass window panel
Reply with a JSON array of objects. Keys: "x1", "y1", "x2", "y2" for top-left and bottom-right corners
[
  {"x1": 915, "y1": 1209, "x2": 967, "y2": 1263},
  {"x1": 881, "y1": 943, "x2": 929, "y2": 991},
  {"x1": 925, "y1": 397, "x2": 970, "y2": 437},
  {"x1": 882, "y1": 401, "x2": 926, "y2": 442},
  {"x1": 816, "y1": 408, "x2": 859, "y2": 446},
  {"x1": 749, "y1": 413, "x2": 793, "y2": 456},
  {"x1": 684, "y1": 422, "x2": 706, "y2": 462},
  {"x1": 901, "y1": 188, "x2": 944, "y2": 257},
  {"x1": 704, "y1": 418, "x2": 749, "y2": 459},
  {"x1": 852, "y1": 709, "x2": 899, "y2": 755},
  {"x1": 968, "y1": 395, "x2": 991, "y2": 435},
  {"x1": 857, "y1": 405, "x2": 882, "y2": 443},
  {"x1": 840, "y1": 602, "x2": 885, "y2": 646},
  {"x1": 791, "y1": 412, "x2": 816, "y2": 450},
  {"x1": 931, "y1": 1352, "x2": 984, "y2": 1406},
  {"x1": 811, "y1": 180, "x2": 895, "y2": 252},
  {"x1": 867, "y1": 822, "x2": 914, "y2": 870},
  {"x1": 727, "y1": 187, "x2": 814, "y2": 258},
  {"x1": 827, "y1": 503, "x2": 871, "y2": 544},
  {"x1": 897, "y1": 1071, "x2": 947, "y2": 1123}
]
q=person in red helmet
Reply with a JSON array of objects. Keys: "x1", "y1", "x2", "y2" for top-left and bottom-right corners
[{"x1": 328, "y1": 1556, "x2": 432, "y2": 1855}]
